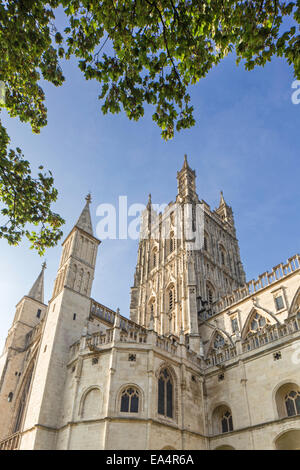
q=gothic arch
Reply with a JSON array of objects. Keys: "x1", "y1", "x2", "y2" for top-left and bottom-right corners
[
  {"x1": 148, "y1": 295, "x2": 156, "y2": 312},
  {"x1": 205, "y1": 328, "x2": 234, "y2": 358},
  {"x1": 288, "y1": 286, "x2": 300, "y2": 317},
  {"x1": 211, "y1": 403, "x2": 234, "y2": 435},
  {"x1": 151, "y1": 246, "x2": 158, "y2": 269},
  {"x1": 169, "y1": 231, "x2": 175, "y2": 254},
  {"x1": 165, "y1": 275, "x2": 176, "y2": 291},
  {"x1": 115, "y1": 383, "x2": 144, "y2": 414},
  {"x1": 274, "y1": 429, "x2": 300, "y2": 450},
  {"x1": 166, "y1": 282, "x2": 176, "y2": 312},
  {"x1": 273, "y1": 380, "x2": 300, "y2": 419},
  {"x1": 12, "y1": 340, "x2": 39, "y2": 407},
  {"x1": 241, "y1": 307, "x2": 278, "y2": 340},
  {"x1": 203, "y1": 231, "x2": 209, "y2": 251},
  {"x1": 11, "y1": 346, "x2": 39, "y2": 435},
  {"x1": 155, "y1": 363, "x2": 178, "y2": 423},
  {"x1": 78, "y1": 386, "x2": 102, "y2": 419},
  {"x1": 218, "y1": 243, "x2": 227, "y2": 265}
]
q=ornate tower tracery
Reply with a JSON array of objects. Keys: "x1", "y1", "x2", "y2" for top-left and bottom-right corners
[{"x1": 130, "y1": 155, "x2": 246, "y2": 347}]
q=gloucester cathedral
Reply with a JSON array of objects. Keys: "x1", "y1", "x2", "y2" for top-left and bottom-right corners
[{"x1": 0, "y1": 156, "x2": 299, "y2": 450}]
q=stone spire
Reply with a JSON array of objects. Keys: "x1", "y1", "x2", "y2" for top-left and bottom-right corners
[
  {"x1": 176, "y1": 154, "x2": 198, "y2": 203},
  {"x1": 215, "y1": 190, "x2": 235, "y2": 232},
  {"x1": 75, "y1": 194, "x2": 93, "y2": 235},
  {"x1": 28, "y1": 262, "x2": 46, "y2": 304},
  {"x1": 182, "y1": 153, "x2": 190, "y2": 170},
  {"x1": 219, "y1": 190, "x2": 226, "y2": 206}
]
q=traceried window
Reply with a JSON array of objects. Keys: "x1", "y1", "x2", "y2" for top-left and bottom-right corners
[
  {"x1": 120, "y1": 387, "x2": 139, "y2": 413},
  {"x1": 212, "y1": 405, "x2": 234, "y2": 435},
  {"x1": 247, "y1": 312, "x2": 270, "y2": 335},
  {"x1": 169, "y1": 232, "x2": 175, "y2": 253},
  {"x1": 214, "y1": 333, "x2": 225, "y2": 349},
  {"x1": 152, "y1": 248, "x2": 158, "y2": 269},
  {"x1": 285, "y1": 390, "x2": 300, "y2": 417},
  {"x1": 221, "y1": 409, "x2": 233, "y2": 433},
  {"x1": 219, "y1": 245, "x2": 226, "y2": 266},
  {"x1": 168, "y1": 287, "x2": 175, "y2": 311},
  {"x1": 158, "y1": 368, "x2": 173, "y2": 419}
]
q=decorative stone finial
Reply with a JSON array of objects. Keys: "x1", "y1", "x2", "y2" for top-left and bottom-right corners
[
  {"x1": 114, "y1": 309, "x2": 121, "y2": 328},
  {"x1": 219, "y1": 190, "x2": 225, "y2": 205},
  {"x1": 147, "y1": 193, "x2": 152, "y2": 208},
  {"x1": 85, "y1": 193, "x2": 92, "y2": 204},
  {"x1": 42, "y1": 261, "x2": 47, "y2": 270}
]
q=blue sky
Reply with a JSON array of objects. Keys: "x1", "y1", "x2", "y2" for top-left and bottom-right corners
[{"x1": 0, "y1": 35, "x2": 299, "y2": 351}]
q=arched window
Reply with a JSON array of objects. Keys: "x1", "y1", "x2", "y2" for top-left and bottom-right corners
[
  {"x1": 13, "y1": 366, "x2": 34, "y2": 433},
  {"x1": 285, "y1": 390, "x2": 300, "y2": 417},
  {"x1": 203, "y1": 231, "x2": 209, "y2": 251},
  {"x1": 219, "y1": 245, "x2": 226, "y2": 265},
  {"x1": 168, "y1": 287, "x2": 175, "y2": 311},
  {"x1": 169, "y1": 232, "x2": 175, "y2": 253},
  {"x1": 81, "y1": 387, "x2": 102, "y2": 419},
  {"x1": 275, "y1": 382, "x2": 300, "y2": 419},
  {"x1": 212, "y1": 405, "x2": 234, "y2": 435},
  {"x1": 214, "y1": 333, "x2": 225, "y2": 350},
  {"x1": 221, "y1": 409, "x2": 233, "y2": 433},
  {"x1": 152, "y1": 247, "x2": 158, "y2": 269},
  {"x1": 120, "y1": 387, "x2": 139, "y2": 413},
  {"x1": 158, "y1": 368, "x2": 173, "y2": 419},
  {"x1": 247, "y1": 312, "x2": 270, "y2": 336}
]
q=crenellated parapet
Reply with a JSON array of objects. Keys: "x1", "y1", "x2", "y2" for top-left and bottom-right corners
[{"x1": 201, "y1": 254, "x2": 300, "y2": 319}]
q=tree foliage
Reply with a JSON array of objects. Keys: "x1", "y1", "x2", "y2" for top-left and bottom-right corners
[
  {"x1": 0, "y1": 0, "x2": 65, "y2": 254},
  {"x1": 1, "y1": 0, "x2": 300, "y2": 252}
]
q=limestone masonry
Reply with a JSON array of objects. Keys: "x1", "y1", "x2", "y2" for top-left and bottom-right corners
[{"x1": 0, "y1": 157, "x2": 299, "y2": 450}]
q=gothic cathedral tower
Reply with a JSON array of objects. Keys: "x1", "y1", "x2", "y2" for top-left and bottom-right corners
[
  {"x1": 130, "y1": 156, "x2": 246, "y2": 352},
  {"x1": 17, "y1": 195, "x2": 100, "y2": 449}
]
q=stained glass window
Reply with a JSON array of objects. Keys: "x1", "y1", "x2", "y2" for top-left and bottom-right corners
[
  {"x1": 221, "y1": 410, "x2": 233, "y2": 433},
  {"x1": 214, "y1": 333, "x2": 225, "y2": 349},
  {"x1": 120, "y1": 387, "x2": 139, "y2": 413},
  {"x1": 158, "y1": 368, "x2": 173, "y2": 419},
  {"x1": 285, "y1": 390, "x2": 300, "y2": 417},
  {"x1": 247, "y1": 312, "x2": 270, "y2": 336}
]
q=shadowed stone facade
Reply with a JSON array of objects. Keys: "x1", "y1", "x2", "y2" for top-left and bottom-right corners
[{"x1": 0, "y1": 158, "x2": 299, "y2": 450}]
